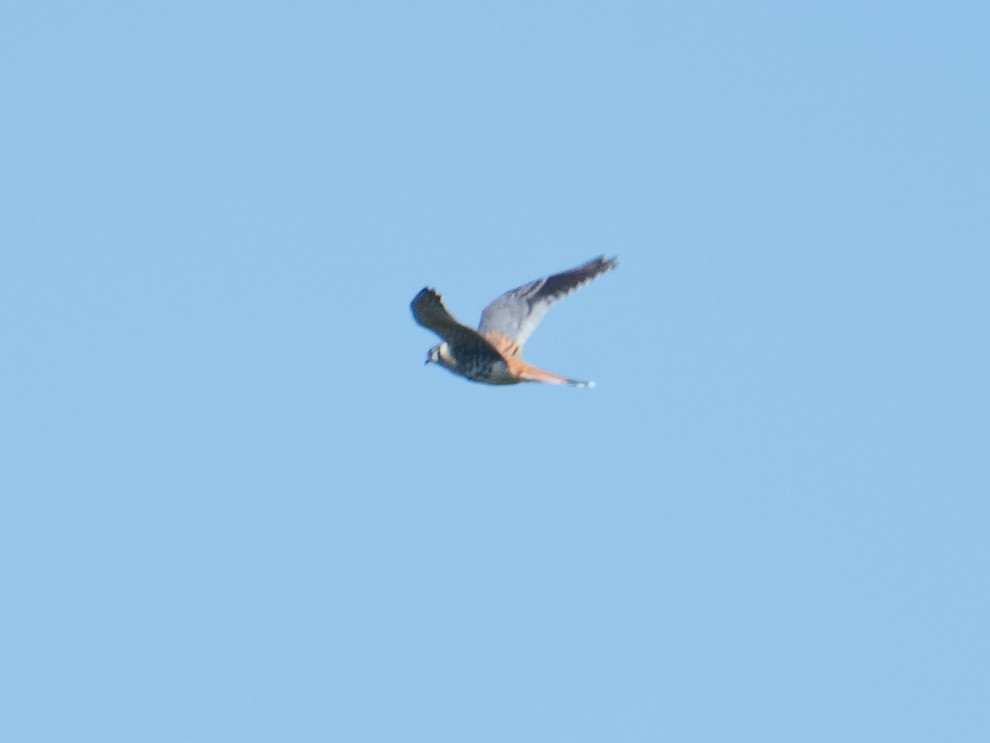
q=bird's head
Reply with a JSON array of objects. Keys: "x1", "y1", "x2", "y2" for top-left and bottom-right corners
[{"x1": 425, "y1": 343, "x2": 444, "y2": 366}]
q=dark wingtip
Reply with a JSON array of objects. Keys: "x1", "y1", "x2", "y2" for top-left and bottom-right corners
[
  {"x1": 580, "y1": 255, "x2": 619, "y2": 283},
  {"x1": 411, "y1": 286, "x2": 440, "y2": 305},
  {"x1": 582, "y1": 255, "x2": 619, "y2": 275}
]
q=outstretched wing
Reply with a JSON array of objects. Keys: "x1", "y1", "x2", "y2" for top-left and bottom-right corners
[
  {"x1": 477, "y1": 255, "x2": 618, "y2": 354},
  {"x1": 410, "y1": 288, "x2": 506, "y2": 359}
]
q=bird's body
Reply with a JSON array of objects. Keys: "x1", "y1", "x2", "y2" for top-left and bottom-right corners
[{"x1": 411, "y1": 255, "x2": 618, "y2": 387}]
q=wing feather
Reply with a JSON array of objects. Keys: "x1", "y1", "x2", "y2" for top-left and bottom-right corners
[
  {"x1": 477, "y1": 255, "x2": 618, "y2": 350},
  {"x1": 411, "y1": 288, "x2": 506, "y2": 360}
]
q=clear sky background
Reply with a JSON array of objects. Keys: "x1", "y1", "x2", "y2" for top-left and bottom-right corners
[{"x1": 2, "y1": 2, "x2": 988, "y2": 741}]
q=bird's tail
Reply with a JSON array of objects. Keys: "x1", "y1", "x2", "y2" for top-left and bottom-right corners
[{"x1": 507, "y1": 358, "x2": 596, "y2": 388}]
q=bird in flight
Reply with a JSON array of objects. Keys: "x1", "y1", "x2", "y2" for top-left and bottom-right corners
[{"x1": 411, "y1": 255, "x2": 618, "y2": 387}]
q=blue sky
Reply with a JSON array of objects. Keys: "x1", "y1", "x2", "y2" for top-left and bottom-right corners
[{"x1": 2, "y1": 2, "x2": 988, "y2": 741}]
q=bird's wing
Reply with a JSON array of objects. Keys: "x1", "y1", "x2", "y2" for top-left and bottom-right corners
[
  {"x1": 411, "y1": 288, "x2": 506, "y2": 360},
  {"x1": 477, "y1": 255, "x2": 618, "y2": 354}
]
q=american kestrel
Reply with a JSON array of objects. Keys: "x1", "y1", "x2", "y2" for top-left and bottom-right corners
[{"x1": 411, "y1": 255, "x2": 618, "y2": 387}]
